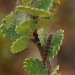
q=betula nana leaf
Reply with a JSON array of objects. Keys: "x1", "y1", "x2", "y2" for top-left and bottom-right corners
[
  {"x1": 11, "y1": 36, "x2": 31, "y2": 53},
  {"x1": 17, "y1": 6, "x2": 53, "y2": 17},
  {"x1": 37, "y1": 28, "x2": 46, "y2": 47},
  {"x1": 0, "y1": 24, "x2": 21, "y2": 39},
  {"x1": 49, "y1": 29, "x2": 64, "y2": 58},
  {"x1": 23, "y1": 58, "x2": 48, "y2": 75},
  {"x1": 0, "y1": 10, "x2": 27, "y2": 40},
  {"x1": 37, "y1": 0, "x2": 53, "y2": 10},
  {"x1": 16, "y1": 19, "x2": 37, "y2": 36}
]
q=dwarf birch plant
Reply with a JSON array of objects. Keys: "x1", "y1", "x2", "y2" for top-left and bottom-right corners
[{"x1": 0, "y1": 0, "x2": 64, "y2": 75}]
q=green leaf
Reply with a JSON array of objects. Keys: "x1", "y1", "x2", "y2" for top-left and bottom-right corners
[
  {"x1": 37, "y1": 0, "x2": 53, "y2": 10},
  {"x1": 11, "y1": 36, "x2": 31, "y2": 53},
  {"x1": 49, "y1": 29, "x2": 64, "y2": 58},
  {"x1": 0, "y1": 24, "x2": 21, "y2": 39},
  {"x1": 16, "y1": 19, "x2": 37, "y2": 36},
  {"x1": 37, "y1": 28, "x2": 46, "y2": 47},
  {"x1": 17, "y1": 6, "x2": 53, "y2": 17},
  {"x1": 51, "y1": 65, "x2": 61, "y2": 75},
  {"x1": 0, "y1": 10, "x2": 27, "y2": 40},
  {"x1": 23, "y1": 58, "x2": 48, "y2": 75}
]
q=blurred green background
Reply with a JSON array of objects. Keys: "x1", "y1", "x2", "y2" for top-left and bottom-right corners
[{"x1": 0, "y1": 0, "x2": 75, "y2": 75}]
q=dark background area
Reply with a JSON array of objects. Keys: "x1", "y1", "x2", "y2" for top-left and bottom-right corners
[{"x1": 0, "y1": 0, "x2": 75, "y2": 75}]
